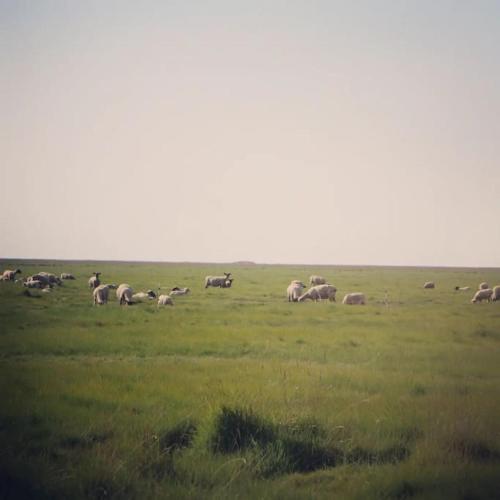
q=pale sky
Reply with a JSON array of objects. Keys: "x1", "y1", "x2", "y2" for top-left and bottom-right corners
[{"x1": 1, "y1": 1, "x2": 499, "y2": 266}]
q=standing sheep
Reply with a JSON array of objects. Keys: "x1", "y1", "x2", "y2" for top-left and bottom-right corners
[
  {"x1": 342, "y1": 292, "x2": 366, "y2": 305},
  {"x1": 287, "y1": 281, "x2": 305, "y2": 302},
  {"x1": 309, "y1": 275, "x2": 327, "y2": 286},
  {"x1": 88, "y1": 272, "x2": 101, "y2": 289},
  {"x1": 205, "y1": 273, "x2": 232, "y2": 288},
  {"x1": 116, "y1": 284, "x2": 133, "y2": 305},
  {"x1": 491, "y1": 286, "x2": 500, "y2": 301},
  {"x1": 93, "y1": 284, "x2": 112, "y2": 305},
  {"x1": 471, "y1": 288, "x2": 493, "y2": 303},
  {"x1": 298, "y1": 284, "x2": 337, "y2": 302},
  {"x1": 1, "y1": 269, "x2": 22, "y2": 281}
]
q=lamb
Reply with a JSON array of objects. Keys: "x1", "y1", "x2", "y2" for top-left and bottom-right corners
[
  {"x1": 116, "y1": 283, "x2": 133, "y2": 305},
  {"x1": 1, "y1": 269, "x2": 22, "y2": 281},
  {"x1": 492, "y1": 286, "x2": 500, "y2": 301},
  {"x1": 298, "y1": 284, "x2": 337, "y2": 302},
  {"x1": 479, "y1": 282, "x2": 489, "y2": 290},
  {"x1": 158, "y1": 294, "x2": 174, "y2": 306},
  {"x1": 342, "y1": 292, "x2": 366, "y2": 305},
  {"x1": 169, "y1": 287, "x2": 190, "y2": 296},
  {"x1": 455, "y1": 286, "x2": 470, "y2": 291},
  {"x1": 60, "y1": 273, "x2": 75, "y2": 280},
  {"x1": 287, "y1": 281, "x2": 305, "y2": 302},
  {"x1": 471, "y1": 288, "x2": 493, "y2": 303},
  {"x1": 309, "y1": 275, "x2": 327, "y2": 286},
  {"x1": 423, "y1": 282, "x2": 435, "y2": 289},
  {"x1": 132, "y1": 290, "x2": 157, "y2": 301},
  {"x1": 93, "y1": 284, "x2": 112, "y2": 305},
  {"x1": 88, "y1": 272, "x2": 101, "y2": 289},
  {"x1": 205, "y1": 273, "x2": 232, "y2": 288}
]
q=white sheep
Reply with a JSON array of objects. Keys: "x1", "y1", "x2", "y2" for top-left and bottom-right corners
[
  {"x1": 93, "y1": 284, "x2": 112, "y2": 305},
  {"x1": 287, "y1": 281, "x2": 305, "y2": 302},
  {"x1": 423, "y1": 282, "x2": 435, "y2": 289},
  {"x1": 309, "y1": 275, "x2": 327, "y2": 286},
  {"x1": 25, "y1": 274, "x2": 51, "y2": 288},
  {"x1": 455, "y1": 286, "x2": 470, "y2": 291},
  {"x1": 342, "y1": 292, "x2": 366, "y2": 305},
  {"x1": 471, "y1": 288, "x2": 493, "y2": 303},
  {"x1": 38, "y1": 272, "x2": 62, "y2": 286},
  {"x1": 1, "y1": 269, "x2": 22, "y2": 281},
  {"x1": 23, "y1": 280, "x2": 43, "y2": 289},
  {"x1": 61, "y1": 273, "x2": 75, "y2": 280},
  {"x1": 491, "y1": 286, "x2": 500, "y2": 301},
  {"x1": 132, "y1": 290, "x2": 157, "y2": 301},
  {"x1": 88, "y1": 272, "x2": 101, "y2": 289},
  {"x1": 158, "y1": 294, "x2": 174, "y2": 306},
  {"x1": 479, "y1": 282, "x2": 489, "y2": 290},
  {"x1": 116, "y1": 283, "x2": 133, "y2": 305},
  {"x1": 298, "y1": 284, "x2": 337, "y2": 302}
]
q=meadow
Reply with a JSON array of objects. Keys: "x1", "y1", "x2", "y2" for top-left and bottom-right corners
[{"x1": 0, "y1": 260, "x2": 499, "y2": 499}]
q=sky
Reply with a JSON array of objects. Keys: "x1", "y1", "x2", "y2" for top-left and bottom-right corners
[{"x1": 1, "y1": 0, "x2": 499, "y2": 266}]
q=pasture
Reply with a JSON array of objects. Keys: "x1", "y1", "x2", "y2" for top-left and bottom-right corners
[{"x1": 1, "y1": 260, "x2": 499, "y2": 499}]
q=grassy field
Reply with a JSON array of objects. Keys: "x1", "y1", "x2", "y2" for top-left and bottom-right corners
[{"x1": 1, "y1": 260, "x2": 499, "y2": 499}]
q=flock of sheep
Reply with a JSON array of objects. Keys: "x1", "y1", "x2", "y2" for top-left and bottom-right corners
[{"x1": 2, "y1": 268, "x2": 500, "y2": 306}]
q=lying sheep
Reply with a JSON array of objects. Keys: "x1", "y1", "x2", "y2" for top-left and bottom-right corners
[
  {"x1": 158, "y1": 294, "x2": 174, "y2": 306},
  {"x1": 342, "y1": 292, "x2": 366, "y2": 305},
  {"x1": 170, "y1": 287, "x2": 190, "y2": 296},
  {"x1": 205, "y1": 273, "x2": 232, "y2": 288},
  {"x1": 23, "y1": 279, "x2": 43, "y2": 289},
  {"x1": 479, "y1": 282, "x2": 489, "y2": 290},
  {"x1": 132, "y1": 290, "x2": 157, "y2": 301},
  {"x1": 93, "y1": 284, "x2": 112, "y2": 305},
  {"x1": 309, "y1": 275, "x2": 327, "y2": 286},
  {"x1": 38, "y1": 272, "x2": 62, "y2": 286},
  {"x1": 287, "y1": 281, "x2": 305, "y2": 302},
  {"x1": 492, "y1": 286, "x2": 500, "y2": 302},
  {"x1": 423, "y1": 282, "x2": 435, "y2": 289},
  {"x1": 1, "y1": 269, "x2": 22, "y2": 281},
  {"x1": 116, "y1": 283, "x2": 133, "y2": 305},
  {"x1": 88, "y1": 272, "x2": 101, "y2": 289},
  {"x1": 61, "y1": 273, "x2": 75, "y2": 280},
  {"x1": 298, "y1": 284, "x2": 337, "y2": 302},
  {"x1": 25, "y1": 274, "x2": 51, "y2": 288},
  {"x1": 455, "y1": 286, "x2": 470, "y2": 291},
  {"x1": 471, "y1": 288, "x2": 493, "y2": 303}
]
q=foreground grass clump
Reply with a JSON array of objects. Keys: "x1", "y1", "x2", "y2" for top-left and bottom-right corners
[{"x1": 0, "y1": 259, "x2": 499, "y2": 498}]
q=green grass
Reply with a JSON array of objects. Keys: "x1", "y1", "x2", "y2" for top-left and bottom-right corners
[{"x1": 1, "y1": 259, "x2": 499, "y2": 499}]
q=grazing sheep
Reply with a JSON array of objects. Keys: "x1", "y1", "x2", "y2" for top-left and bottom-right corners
[
  {"x1": 88, "y1": 272, "x2": 101, "y2": 289},
  {"x1": 170, "y1": 287, "x2": 190, "y2": 296},
  {"x1": 132, "y1": 290, "x2": 157, "y2": 301},
  {"x1": 455, "y1": 286, "x2": 470, "y2": 291},
  {"x1": 309, "y1": 275, "x2": 327, "y2": 286},
  {"x1": 479, "y1": 282, "x2": 489, "y2": 290},
  {"x1": 116, "y1": 283, "x2": 133, "y2": 305},
  {"x1": 492, "y1": 286, "x2": 500, "y2": 301},
  {"x1": 205, "y1": 273, "x2": 232, "y2": 288},
  {"x1": 342, "y1": 292, "x2": 366, "y2": 305},
  {"x1": 1, "y1": 269, "x2": 22, "y2": 281},
  {"x1": 93, "y1": 284, "x2": 112, "y2": 305},
  {"x1": 298, "y1": 284, "x2": 337, "y2": 302},
  {"x1": 61, "y1": 273, "x2": 75, "y2": 280},
  {"x1": 287, "y1": 281, "x2": 305, "y2": 302},
  {"x1": 471, "y1": 288, "x2": 493, "y2": 303},
  {"x1": 158, "y1": 294, "x2": 174, "y2": 306},
  {"x1": 423, "y1": 282, "x2": 435, "y2": 289}
]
